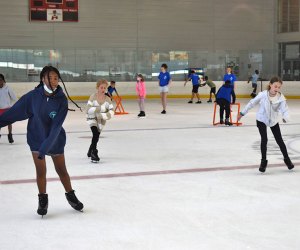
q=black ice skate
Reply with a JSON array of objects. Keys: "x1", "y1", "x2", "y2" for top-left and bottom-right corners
[
  {"x1": 91, "y1": 149, "x2": 100, "y2": 163},
  {"x1": 138, "y1": 111, "x2": 146, "y2": 118},
  {"x1": 65, "y1": 190, "x2": 84, "y2": 211},
  {"x1": 225, "y1": 119, "x2": 233, "y2": 126},
  {"x1": 284, "y1": 158, "x2": 294, "y2": 170},
  {"x1": 8, "y1": 133, "x2": 14, "y2": 143},
  {"x1": 37, "y1": 193, "x2": 48, "y2": 217},
  {"x1": 259, "y1": 159, "x2": 268, "y2": 173}
]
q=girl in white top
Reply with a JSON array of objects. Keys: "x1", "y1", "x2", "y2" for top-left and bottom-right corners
[
  {"x1": 238, "y1": 76, "x2": 294, "y2": 172},
  {"x1": 0, "y1": 74, "x2": 17, "y2": 143},
  {"x1": 86, "y1": 79, "x2": 114, "y2": 162}
]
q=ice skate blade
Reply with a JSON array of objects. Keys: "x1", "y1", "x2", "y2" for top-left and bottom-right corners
[{"x1": 91, "y1": 160, "x2": 99, "y2": 163}]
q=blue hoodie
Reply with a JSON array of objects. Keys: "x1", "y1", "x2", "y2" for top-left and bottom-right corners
[
  {"x1": 216, "y1": 84, "x2": 233, "y2": 103},
  {"x1": 0, "y1": 85, "x2": 68, "y2": 159}
]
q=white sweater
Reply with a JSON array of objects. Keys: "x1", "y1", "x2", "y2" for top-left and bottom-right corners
[
  {"x1": 86, "y1": 93, "x2": 114, "y2": 131},
  {"x1": 241, "y1": 90, "x2": 289, "y2": 127},
  {"x1": 0, "y1": 83, "x2": 17, "y2": 109}
]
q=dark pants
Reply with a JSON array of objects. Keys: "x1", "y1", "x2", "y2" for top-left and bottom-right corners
[
  {"x1": 256, "y1": 120, "x2": 289, "y2": 160},
  {"x1": 90, "y1": 126, "x2": 100, "y2": 149},
  {"x1": 231, "y1": 89, "x2": 236, "y2": 104},
  {"x1": 217, "y1": 98, "x2": 230, "y2": 121},
  {"x1": 252, "y1": 83, "x2": 257, "y2": 94}
]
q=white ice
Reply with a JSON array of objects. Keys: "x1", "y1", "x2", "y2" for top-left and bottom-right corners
[{"x1": 0, "y1": 99, "x2": 300, "y2": 250}]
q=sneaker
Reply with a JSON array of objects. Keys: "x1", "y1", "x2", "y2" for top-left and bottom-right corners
[
  {"x1": 65, "y1": 190, "x2": 84, "y2": 211},
  {"x1": 161, "y1": 110, "x2": 166, "y2": 114},
  {"x1": 284, "y1": 158, "x2": 294, "y2": 170},
  {"x1": 225, "y1": 119, "x2": 233, "y2": 126},
  {"x1": 8, "y1": 133, "x2": 14, "y2": 143},
  {"x1": 37, "y1": 193, "x2": 48, "y2": 216},
  {"x1": 259, "y1": 159, "x2": 268, "y2": 173},
  {"x1": 207, "y1": 99, "x2": 212, "y2": 103},
  {"x1": 188, "y1": 101, "x2": 193, "y2": 104},
  {"x1": 195, "y1": 101, "x2": 202, "y2": 104}
]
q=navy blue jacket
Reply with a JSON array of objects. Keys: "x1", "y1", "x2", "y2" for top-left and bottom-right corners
[
  {"x1": 0, "y1": 85, "x2": 68, "y2": 159},
  {"x1": 216, "y1": 84, "x2": 233, "y2": 103}
]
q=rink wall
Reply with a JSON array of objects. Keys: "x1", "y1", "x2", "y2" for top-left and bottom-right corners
[{"x1": 7, "y1": 81, "x2": 300, "y2": 100}]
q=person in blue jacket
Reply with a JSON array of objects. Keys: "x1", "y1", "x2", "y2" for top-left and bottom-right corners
[
  {"x1": 223, "y1": 67, "x2": 237, "y2": 104},
  {"x1": 216, "y1": 80, "x2": 233, "y2": 126},
  {"x1": 0, "y1": 66, "x2": 83, "y2": 217}
]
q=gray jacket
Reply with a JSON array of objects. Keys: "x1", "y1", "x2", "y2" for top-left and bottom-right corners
[{"x1": 0, "y1": 83, "x2": 17, "y2": 109}]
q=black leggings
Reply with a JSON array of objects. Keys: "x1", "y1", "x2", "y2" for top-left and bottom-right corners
[
  {"x1": 90, "y1": 126, "x2": 100, "y2": 149},
  {"x1": 231, "y1": 89, "x2": 236, "y2": 104},
  {"x1": 256, "y1": 120, "x2": 289, "y2": 160},
  {"x1": 217, "y1": 98, "x2": 230, "y2": 120}
]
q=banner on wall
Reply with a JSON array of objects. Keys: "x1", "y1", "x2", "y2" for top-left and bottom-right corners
[{"x1": 29, "y1": 0, "x2": 78, "y2": 22}]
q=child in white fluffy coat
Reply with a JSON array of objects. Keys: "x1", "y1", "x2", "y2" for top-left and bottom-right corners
[{"x1": 86, "y1": 79, "x2": 114, "y2": 162}]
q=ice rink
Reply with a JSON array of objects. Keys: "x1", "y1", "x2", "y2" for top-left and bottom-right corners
[{"x1": 0, "y1": 98, "x2": 300, "y2": 250}]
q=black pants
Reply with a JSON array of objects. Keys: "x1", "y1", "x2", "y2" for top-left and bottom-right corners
[
  {"x1": 256, "y1": 120, "x2": 289, "y2": 160},
  {"x1": 217, "y1": 98, "x2": 230, "y2": 121},
  {"x1": 252, "y1": 84, "x2": 257, "y2": 94},
  {"x1": 90, "y1": 126, "x2": 100, "y2": 149},
  {"x1": 231, "y1": 89, "x2": 236, "y2": 104}
]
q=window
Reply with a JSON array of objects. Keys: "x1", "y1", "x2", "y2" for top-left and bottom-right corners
[{"x1": 278, "y1": 0, "x2": 299, "y2": 33}]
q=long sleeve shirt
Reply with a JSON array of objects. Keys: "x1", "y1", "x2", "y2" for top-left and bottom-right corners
[
  {"x1": 241, "y1": 90, "x2": 289, "y2": 127},
  {"x1": 0, "y1": 85, "x2": 68, "y2": 159},
  {"x1": 0, "y1": 83, "x2": 17, "y2": 109},
  {"x1": 136, "y1": 81, "x2": 146, "y2": 98}
]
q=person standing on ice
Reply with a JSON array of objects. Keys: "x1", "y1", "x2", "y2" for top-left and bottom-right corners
[
  {"x1": 86, "y1": 79, "x2": 114, "y2": 163},
  {"x1": 158, "y1": 63, "x2": 171, "y2": 114},
  {"x1": 136, "y1": 73, "x2": 147, "y2": 117},
  {"x1": 0, "y1": 66, "x2": 84, "y2": 217},
  {"x1": 0, "y1": 73, "x2": 17, "y2": 143},
  {"x1": 238, "y1": 76, "x2": 294, "y2": 173}
]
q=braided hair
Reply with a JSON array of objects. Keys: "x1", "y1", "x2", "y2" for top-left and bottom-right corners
[{"x1": 38, "y1": 66, "x2": 82, "y2": 111}]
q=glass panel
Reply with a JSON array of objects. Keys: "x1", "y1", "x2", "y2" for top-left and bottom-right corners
[{"x1": 0, "y1": 48, "x2": 281, "y2": 82}]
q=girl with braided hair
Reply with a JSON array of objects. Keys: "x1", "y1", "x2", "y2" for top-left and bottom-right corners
[{"x1": 0, "y1": 66, "x2": 83, "y2": 217}]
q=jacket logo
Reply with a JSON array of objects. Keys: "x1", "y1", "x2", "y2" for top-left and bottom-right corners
[{"x1": 49, "y1": 111, "x2": 57, "y2": 119}]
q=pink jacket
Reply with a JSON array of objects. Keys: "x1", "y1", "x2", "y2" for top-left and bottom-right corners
[{"x1": 136, "y1": 81, "x2": 146, "y2": 98}]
